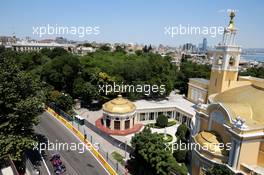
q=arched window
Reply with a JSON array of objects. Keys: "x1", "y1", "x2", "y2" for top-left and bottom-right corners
[
  {"x1": 229, "y1": 56, "x2": 235, "y2": 66},
  {"x1": 217, "y1": 55, "x2": 223, "y2": 65}
]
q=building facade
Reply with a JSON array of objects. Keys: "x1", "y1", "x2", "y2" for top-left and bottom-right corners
[
  {"x1": 191, "y1": 12, "x2": 264, "y2": 175},
  {"x1": 187, "y1": 78, "x2": 209, "y2": 104},
  {"x1": 97, "y1": 93, "x2": 196, "y2": 135}
]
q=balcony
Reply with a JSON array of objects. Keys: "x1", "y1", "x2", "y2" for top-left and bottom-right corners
[{"x1": 193, "y1": 131, "x2": 229, "y2": 164}]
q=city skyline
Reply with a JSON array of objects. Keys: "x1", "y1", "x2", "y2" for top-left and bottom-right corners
[{"x1": 1, "y1": 0, "x2": 264, "y2": 48}]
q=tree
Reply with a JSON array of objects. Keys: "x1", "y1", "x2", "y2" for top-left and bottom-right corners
[
  {"x1": 176, "y1": 124, "x2": 190, "y2": 143},
  {"x1": 99, "y1": 44, "x2": 111, "y2": 51},
  {"x1": 148, "y1": 44, "x2": 153, "y2": 52},
  {"x1": 173, "y1": 148, "x2": 188, "y2": 163},
  {"x1": 47, "y1": 90, "x2": 73, "y2": 112},
  {"x1": 40, "y1": 47, "x2": 68, "y2": 59},
  {"x1": 80, "y1": 50, "x2": 178, "y2": 100},
  {"x1": 73, "y1": 78, "x2": 99, "y2": 103},
  {"x1": 156, "y1": 114, "x2": 168, "y2": 128},
  {"x1": 0, "y1": 46, "x2": 5, "y2": 54},
  {"x1": 135, "y1": 50, "x2": 143, "y2": 56},
  {"x1": 41, "y1": 55, "x2": 81, "y2": 92},
  {"x1": 115, "y1": 45, "x2": 126, "y2": 53},
  {"x1": 128, "y1": 127, "x2": 187, "y2": 175},
  {"x1": 206, "y1": 164, "x2": 235, "y2": 175},
  {"x1": 143, "y1": 45, "x2": 148, "y2": 53},
  {"x1": 0, "y1": 57, "x2": 44, "y2": 161},
  {"x1": 175, "y1": 59, "x2": 210, "y2": 95},
  {"x1": 173, "y1": 124, "x2": 191, "y2": 164},
  {"x1": 240, "y1": 67, "x2": 264, "y2": 78}
]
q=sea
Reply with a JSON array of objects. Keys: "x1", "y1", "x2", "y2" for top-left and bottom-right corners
[{"x1": 241, "y1": 53, "x2": 264, "y2": 62}]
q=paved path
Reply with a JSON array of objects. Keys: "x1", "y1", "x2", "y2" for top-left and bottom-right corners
[{"x1": 150, "y1": 124, "x2": 180, "y2": 143}]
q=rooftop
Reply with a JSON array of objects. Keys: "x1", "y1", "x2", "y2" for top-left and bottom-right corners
[
  {"x1": 189, "y1": 78, "x2": 209, "y2": 85},
  {"x1": 134, "y1": 92, "x2": 196, "y2": 116},
  {"x1": 103, "y1": 95, "x2": 136, "y2": 114},
  {"x1": 213, "y1": 84, "x2": 264, "y2": 129}
]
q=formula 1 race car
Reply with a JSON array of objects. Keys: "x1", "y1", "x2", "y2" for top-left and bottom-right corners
[{"x1": 50, "y1": 153, "x2": 66, "y2": 174}]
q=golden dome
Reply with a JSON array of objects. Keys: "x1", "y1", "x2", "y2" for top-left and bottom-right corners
[
  {"x1": 213, "y1": 84, "x2": 264, "y2": 128},
  {"x1": 103, "y1": 95, "x2": 136, "y2": 114},
  {"x1": 195, "y1": 131, "x2": 226, "y2": 155}
]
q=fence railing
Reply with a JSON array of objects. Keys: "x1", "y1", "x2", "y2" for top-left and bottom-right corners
[
  {"x1": 83, "y1": 119, "x2": 134, "y2": 153},
  {"x1": 47, "y1": 103, "x2": 128, "y2": 175}
]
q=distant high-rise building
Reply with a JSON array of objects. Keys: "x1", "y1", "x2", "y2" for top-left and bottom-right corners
[
  {"x1": 183, "y1": 43, "x2": 197, "y2": 53},
  {"x1": 202, "y1": 38, "x2": 207, "y2": 51}
]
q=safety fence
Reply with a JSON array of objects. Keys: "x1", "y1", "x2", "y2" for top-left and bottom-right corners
[{"x1": 46, "y1": 103, "x2": 128, "y2": 175}]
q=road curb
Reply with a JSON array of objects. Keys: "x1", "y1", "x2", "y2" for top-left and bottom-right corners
[{"x1": 46, "y1": 107, "x2": 118, "y2": 175}]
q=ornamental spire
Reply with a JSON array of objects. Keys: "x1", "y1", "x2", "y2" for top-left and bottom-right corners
[
  {"x1": 222, "y1": 10, "x2": 237, "y2": 46},
  {"x1": 227, "y1": 11, "x2": 236, "y2": 31}
]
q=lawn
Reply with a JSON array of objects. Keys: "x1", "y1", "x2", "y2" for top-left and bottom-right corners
[
  {"x1": 111, "y1": 151, "x2": 125, "y2": 166},
  {"x1": 147, "y1": 120, "x2": 177, "y2": 129},
  {"x1": 158, "y1": 133, "x2": 173, "y2": 143}
]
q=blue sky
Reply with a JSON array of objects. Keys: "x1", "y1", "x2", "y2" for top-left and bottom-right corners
[{"x1": 0, "y1": 0, "x2": 263, "y2": 48}]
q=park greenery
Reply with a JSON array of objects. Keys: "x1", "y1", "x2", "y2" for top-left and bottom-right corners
[
  {"x1": 128, "y1": 127, "x2": 187, "y2": 175},
  {"x1": 156, "y1": 114, "x2": 169, "y2": 128},
  {"x1": 111, "y1": 151, "x2": 125, "y2": 166},
  {"x1": 4, "y1": 45, "x2": 262, "y2": 174},
  {"x1": 0, "y1": 45, "x2": 212, "y2": 174},
  {"x1": 0, "y1": 45, "x2": 213, "y2": 112},
  {"x1": 158, "y1": 133, "x2": 173, "y2": 143},
  {"x1": 147, "y1": 120, "x2": 177, "y2": 129},
  {"x1": 240, "y1": 67, "x2": 264, "y2": 78},
  {"x1": 173, "y1": 124, "x2": 191, "y2": 164},
  {"x1": 0, "y1": 55, "x2": 45, "y2": 163},
  {"x1": 206, "y1": 164, "x2": 235, "y2": 175},
  {"x1": 176, "y1": 57, "x2": 211, "y2": 95}
]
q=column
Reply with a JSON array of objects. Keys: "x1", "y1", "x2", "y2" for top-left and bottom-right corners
[
  {"x1": 232, "y1": 140, "x2": 240, "y2": 169},
  {"x1": 110, "y1": 119, "x2": 114, "y2": 130},
  {"x1": 187, "y1": 117, "x2": 191, "y2": 127},
  {"x1": 121, "y1": 119, "x2": 125, "y2": 130},
  {"x1": 130, "y1": 116, "x2": 133, "y2": 128},
  {"x1": 208, "y1": 116, "x2": 212, "y2": 131},
  {"x1": 147, "y1": 112, "x2": 150, "y2": 121},
  {"x1": 228, "y1": 139, "x2": 235, "y2": 167},
  {"x1": 179, "y1": 113, "x2": 183, "y2": 123},
  {"x1": 195, "y1": 117, "x2": 201, "y2": 134},
  {"x1": 155, "y1": 112, "x2": 158, "y2": 120}
]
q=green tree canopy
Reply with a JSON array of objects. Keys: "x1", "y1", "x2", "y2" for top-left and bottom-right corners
[
  {"x1": 240, "y1": 67, "x2": 264, "y2": 78},
  {"x1": 156, "y1": 114, "x2": 168, "y2": 128},
  {"x1": 40, "y1": 47, "x2": 68, "y2": 59},
  {"x1": 173, "y1": 124, "x2": 191, "y2": 164},
  {"x1": 176, "y1": 58, "x2": 210, "y2": 95},
  {"x1": 0, "y1": 57, "x2": 44, "y2": 160},
  {"x1": 176, "y1": 124, "x2": 190, "y2": 143},
  {"x1": 129, "y1": 127, "x2": 187, "y2": 175},
  {"x1": 206, "y1": 164, "x2": 235, "y2": 175},
  {"x1": 41, "y1": 55, "x2": 81, "y2": 93},
  {"x1": 47, "y1": 90, "x2": 74, "y2": 112}
]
